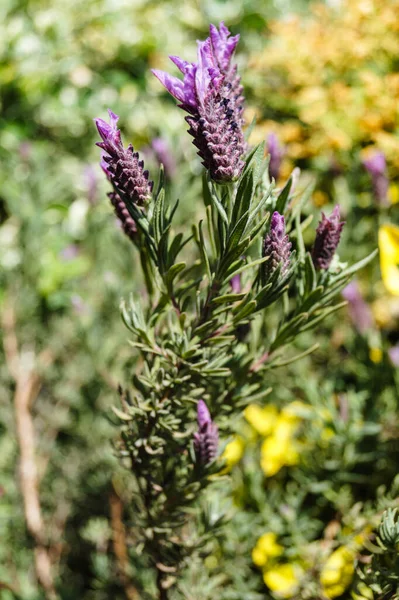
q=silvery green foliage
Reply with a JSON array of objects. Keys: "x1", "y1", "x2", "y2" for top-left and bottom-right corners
[{"x1": 94, "y1": 112, "x2": 376, "y2": 595}]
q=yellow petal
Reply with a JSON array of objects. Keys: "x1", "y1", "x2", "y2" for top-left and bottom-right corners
[
  {"x1": 320, "y1": 547, "x2": 355, "y2": 598},
  {"x1": 379, "y1": 224, "x2": 399, "y2": 296},
  {"x1": 244, "y1": 404, "x2": 278, "y2": 436},
  {"x1": 220, "y1": 437, "x2": 245, "y2": 473},
  {"x1": 256, "y1": 533, "x2": 283, "y2": 558},
  {"x1": 263, "y1": 563, "x2": 300, "y2": 598}
]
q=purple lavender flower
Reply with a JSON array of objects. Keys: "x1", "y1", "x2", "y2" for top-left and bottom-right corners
[
  {"x1": 263, "y1": 212, "x2": 291, "y2": 280},
  {"x1": 388, "y1": 345, "x2": 399, "y2": 367},
  {"x1": 362, "y1": 150, "x2": 389, "y2": 206},
  {"x1": 84, "y1": 165, "x2": 98, "y2": 205},
  {"x1": 151, "y1": 137, "x2": 177, "y2": 179},
  {"x1": 311, "y1": 205, "x2": 345, "y2": 270},
  {"x1": 230, "y1": 273, "x2": 241, "y2": 294},
  {"x1": 267, "y1": 133, "x2": 285, "y2": 181},
  {"x1": 342, "y1": 281, "x2": 374, "y2": 334},
  {"x1": 193, "y1": 400, "x2": 219, "y2": 465},
  {"x1": 94, "y1": 109, "x2": 153, "y2": 206},
  {"x1": 60, "y1": 244, "x2": 79, "y2": 261},
  {"x1": 152, "y1": 24, "x2": 245, "y2": 183}
]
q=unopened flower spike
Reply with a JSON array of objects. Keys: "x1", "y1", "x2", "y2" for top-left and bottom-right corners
[
  {"x1": 362, "y1": 150, "x2": 389, "y2": 206},
  {"x1": 152, "y1": 24, "x2": 245, "y2": 183},
  {"x1": 94, "y1": 109, "x2": 153, "y2": 207},
  {"x1": 193, "y1": 400, "x2": 218, "y2": 465},
  {"x1": 263, "y1": 212, "x2": 291, "y2": 280},
  {"x1": 312, "y1": 205, "x2": 345, "y2": 270},
  {"x1": 267, "y1": 133, "x2": 285, "y2": 182}
]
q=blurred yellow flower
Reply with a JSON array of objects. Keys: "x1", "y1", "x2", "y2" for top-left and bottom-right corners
[
  {"x1": 252, "y1": 532, "x2": 283, "y2": 567},
  {"x1": 260, "y1": 415, "x2": 299, "y2": 477},
  {"x1": 389, "y1": 184, "x2": 399, "y2": 205},
  {"x1": 263, "y1": 563, "x2": 300, "y2": 598},
  {"x1": 378, "y1": 224, "x2": 399, "y2": 296},
  {"x1": 320, "y1": 546, "x2": 356, "y2": 599},
  {"x1": 221, "y1": 436, "x2": 245, "y2": 471},
  {"x1": 244, "y1": 404, "x2": 278, "y2": 436},
  {"x1": 369, "y1": 346, "x2": 383, "y2": 363}
]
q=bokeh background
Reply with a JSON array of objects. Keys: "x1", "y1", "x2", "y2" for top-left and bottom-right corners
[{"x1": 1, "y1": 0, "x2": 398, "y2": 598}]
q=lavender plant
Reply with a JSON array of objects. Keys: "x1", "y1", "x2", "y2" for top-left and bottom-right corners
[{"x1": 93, "y1": 23, "x2": 377, "y2": 598}]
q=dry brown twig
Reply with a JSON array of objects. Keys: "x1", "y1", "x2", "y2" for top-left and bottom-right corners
[
  {"x1": 109, "y1": 484, "x2": 139, "y2": 600},
  {"x1": 2, "y1": 301, "x2": 58, "y2": 600}
]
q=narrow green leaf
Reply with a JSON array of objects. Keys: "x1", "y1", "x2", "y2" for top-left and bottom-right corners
[
  {"x1": 304, "y1": 252, "x2": 317, "y2": 295},
  {"x1": 299, "y1": 285, "x2": 324, "y2": 314},
  {"x1": 112, "y1": 406, "x2": 133, "y2": 421},
  {"x1": 336, "y1": 248, "x2": 378, "y2": 280},
  {"x1": 233, "y1": 299, "x2": 257, "y2": 322},
  {"x1": 165, "y1": 262, "x2": 186, "y2": 288},
  {"x1": 211, "y1": 292, "x2": 247, "y2": 305},
  {"x1": 271, "y1": 343, "x2": 319, "y2": 367},
  {"x1": 224, "y1": 255, "x2": 270, "y2": 284},
  {"x1": 299, "y1": 301, "x2": 348, "y2": 333},
  {"x1": 275, "y1": 176, "x2": 292, "y2": 214}
]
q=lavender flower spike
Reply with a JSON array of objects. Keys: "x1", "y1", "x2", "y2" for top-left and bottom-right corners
[
  {"x1": 152, "y1": 25, "x2": 245, "y2": 183},
  {"x1": 312, "y1": 205, "x2": 345, "y2": 270},
  {"x1": 267, "y1": 133, "x2": 285, "y2": 182},
  {"x1": 193, "y1": 400, "x2": 219, "y2": 465},
  {"x1": 263, "y1": 212, "x2": 291, "y2": 280},
  {"x1": 362, "y1": 150, "x2": 389, "y2": 206},
  {"x1": 94, "y1": 109, "x2": 153, "y2": 207},
  {"x1": 342, "y1": 280, "x2": 373, "y2": 334}
]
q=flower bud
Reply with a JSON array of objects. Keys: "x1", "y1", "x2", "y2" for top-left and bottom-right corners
[
  {"x1": 94, "y1": 109, "x2": 153, "y2": 206},
  {"x1": 193, "y1": 400, "x2": 218, "y2": 465},
  {"x1": 267, "y1": 133, "x2": 285, "y2": 181},
  {"x1": 263, "y1": 212, "x2": 291, "y2": 280},
  {"x1": 312, "y1": 205, "x2": 345, "y2": 270}
]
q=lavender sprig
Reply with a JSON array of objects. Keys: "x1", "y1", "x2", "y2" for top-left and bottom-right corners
[
  {"x1": 342, "y1": 280, "x2": 373, "y2": 334},
  {"x1": 193, "y1": 400, "x2": 219, "y2": 465},
  {"x1": 94, "y1": 109, "x2": 153, "y2": 206},
  {"x1": 263, "y1": 212, "x2": 291, "y2": 280},
  {"x1": 267, "y1": 133, "x2": 285, "y2": 182},
  {"x1": 311, "y1": 205, "x2": 345, "y2": 270},
  {"x1": 362, "y1": 150, "x2": 389, "y2": 206}
]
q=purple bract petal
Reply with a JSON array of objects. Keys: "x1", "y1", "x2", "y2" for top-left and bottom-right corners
[
  {"x1": 151, "y1": 69, "x2": 186, "y2": 104},
  {"x1": 209, "y1": 22, "x2": 240, "y2": 72}
]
